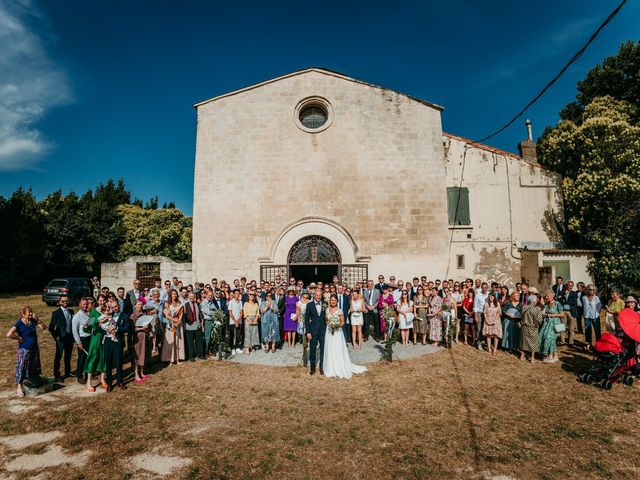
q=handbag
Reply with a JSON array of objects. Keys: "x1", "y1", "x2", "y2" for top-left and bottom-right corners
[{"x1": 554, "y1": 322, "x2": 566, "y2": 333}]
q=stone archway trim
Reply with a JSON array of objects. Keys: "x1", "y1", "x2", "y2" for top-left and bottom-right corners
[{"x1": 262, "y1": 217, "x2": 366, "y2": 265}]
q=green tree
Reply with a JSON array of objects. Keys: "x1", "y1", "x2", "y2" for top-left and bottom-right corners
[
  {"x1": 0, "y1": 189, "x2": 48, "y2": 291},
  {"x1": 538, "y1": 96, "x2": 640, "y2": 291},
  {"x1": 559, "y1": 40, "x2": 640, "y2": 124},
  {"x1": 79, "y1": 178, "x2": 130, "y2": 273},
  {"x1": 40, "y1": 190, "x2": 94, "y2": 278},
  {"x1": 116, "y1": 204, "x2": 192, "y2": 262}
]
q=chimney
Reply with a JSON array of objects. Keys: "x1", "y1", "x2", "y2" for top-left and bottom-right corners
[{"x1": 518, "y1": 119, "x2": 537, "y2": 162}]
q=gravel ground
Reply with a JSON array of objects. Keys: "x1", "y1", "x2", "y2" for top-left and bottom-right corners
[{"x1": 227, "y1": 338, "x2": 441, "y2": 367}]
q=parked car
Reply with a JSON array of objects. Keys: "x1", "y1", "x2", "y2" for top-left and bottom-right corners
[{"x1": 42, "y1": 278, "x2": 93, "y2": 306}]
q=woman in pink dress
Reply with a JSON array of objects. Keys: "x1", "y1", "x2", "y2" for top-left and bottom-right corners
[{"x1": 377, "y1": 285, "x2": 395, "y2": 341}]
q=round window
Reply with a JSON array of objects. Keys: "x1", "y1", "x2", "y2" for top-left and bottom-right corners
[
  {"x1": 294, "y1": 97, "x2": 333, "y2": 133},
  {"x1": 299, "y1": 105, "x2": 327, "y2": 129}
]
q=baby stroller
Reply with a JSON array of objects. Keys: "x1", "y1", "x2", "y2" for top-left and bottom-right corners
[{"x1": 580, "y1": 309, "x2": 640, "y2": 390}]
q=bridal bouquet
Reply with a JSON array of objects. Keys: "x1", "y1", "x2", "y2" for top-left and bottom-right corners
[{"x1": 327, "y1": 315, "x2": 341, "y2": 335}]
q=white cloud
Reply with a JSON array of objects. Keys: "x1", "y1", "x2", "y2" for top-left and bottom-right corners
[{"x1": 0, "y1": 0, "x2": 72, "y2": 171}]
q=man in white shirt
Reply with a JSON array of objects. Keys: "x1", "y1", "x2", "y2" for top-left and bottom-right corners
[
  {"x1": 72, "y1": 298, "x2": 91, "y2": 384},
  {"x1": 473, "y1": 282, "x2": 489, "y2": 350},
  {"x1": 392, "y1": 280, "x2": 403, "y2": 304},
  {"x1": 228, "y1": 289, "x2": 243, "y2": 354}
]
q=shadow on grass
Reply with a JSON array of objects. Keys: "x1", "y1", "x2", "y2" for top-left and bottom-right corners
[
  {"x1": 446, "y1": 348, "x2": 481, "y2": 473},
  {"x1": 559, "y1": 347, "x2": 593, "y2": 378}
]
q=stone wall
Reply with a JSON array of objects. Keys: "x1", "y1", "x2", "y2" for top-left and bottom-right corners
[
  {"x1": 193, "y1": 69, "x2": 449, "y2": 281},
  {"x1": 443, "y1": 133, "x2": 564, "y2": 285},
  {"x1": 101, "y1": 256, "x2": 192, "y2": 291}
]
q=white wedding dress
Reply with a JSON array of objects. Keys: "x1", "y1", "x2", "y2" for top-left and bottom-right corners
[{"x1": 323, "y1": 309, "x2": 368, "y2": 379}]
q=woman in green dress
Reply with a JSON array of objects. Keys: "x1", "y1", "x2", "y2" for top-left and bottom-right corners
[
  {"x1": 538, "y1": 291, "x2": 563, "y2": 363},
  {"x1": 84, "y1": 294, "x2": 108, "y2": 392}
]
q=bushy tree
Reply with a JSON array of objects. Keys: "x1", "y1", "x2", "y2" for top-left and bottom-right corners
[
  {"x1": 116, "y1": 204, "x2": 192, "y2": 262},
  {"x1": 538, "y1": 96, "x2": 640, "y2": 291},
  {"x1": 559, "y1": 40, "x2": 640, "y2": 124},
  {"x1": 0, "y1": 178, "x2": 190, "y2": 291},
  {"x1": 0, "y1": 189, "x2": 48, "y2": 291}
]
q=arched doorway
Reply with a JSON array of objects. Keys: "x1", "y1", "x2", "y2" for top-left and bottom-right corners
[{"x1": 288, "y1": 235, "x2": 341, "y2": 284}]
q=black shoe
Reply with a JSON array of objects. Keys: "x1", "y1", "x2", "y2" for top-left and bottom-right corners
[
  {"x1": 310, "y1": 366, "x2": 316, "y2": 376},
  {"x1": 106, "y1": 385, "x2": 113, "y2": 393},
  {"x1": 117, "y1": 383, "x2": 127, "y2": 391},
  {"x1": 319, "y1": 368, "x2": 324, "y2": 376}
]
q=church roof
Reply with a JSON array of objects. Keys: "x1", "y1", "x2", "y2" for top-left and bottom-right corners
[
  {"x1": 443, "y1": 132, "x2": 551, "y2": 170},
  {"x1": 193, "y1": 67, "x2": 445, "y2": 111}
]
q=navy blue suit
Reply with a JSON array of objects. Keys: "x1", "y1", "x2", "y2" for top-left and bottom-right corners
[
  {"x1": 104, "y1": 311, "x2": 129, "y2": 386},
  {"x1": 49, "y1": 307, "x2": 75, "y2": 378},
  {"x1": 336, "y1": 293, "x2": 351, "y2": 343},
  {"x1": 305, "y1": 300, "x2": 326, "y2": 370}
]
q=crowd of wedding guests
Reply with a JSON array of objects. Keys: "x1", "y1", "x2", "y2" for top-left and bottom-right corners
[{"x1": 7, "y1": 273, "x2": 639, "y2": 396}]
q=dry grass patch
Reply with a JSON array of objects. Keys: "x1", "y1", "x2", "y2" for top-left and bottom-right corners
[{"x1": 0, "y1": 294, "x2": 639, "y2": 479}]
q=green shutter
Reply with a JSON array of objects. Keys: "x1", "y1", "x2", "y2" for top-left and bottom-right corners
[
  {"x1": 446, "y1": 187, "x2": 471, "y2": 226},
  {"x1": 458, "y1": 187, "x2": 470, "y2": 225},
  {"x1": 447, "y1": 187, "x2": 457, "y2": 225}
]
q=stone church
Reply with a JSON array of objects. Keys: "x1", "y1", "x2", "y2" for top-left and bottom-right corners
[{"x1": 189, "y1": 68, "x2": 594, "y2": 289}]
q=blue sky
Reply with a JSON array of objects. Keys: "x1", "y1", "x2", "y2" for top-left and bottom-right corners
[{"x1": 1, "y1": 0, "x2": 638, "y2": 215}]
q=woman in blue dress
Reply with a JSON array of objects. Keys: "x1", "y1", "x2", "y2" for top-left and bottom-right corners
[
  {"x1": 282, "y1": 286, "x2": 299, "y2": 348},
  {"x1": 260, "y1": 292, "x2": 281, "y2": 352},
  {"x1": 501, "y1": 292, "x2": 522, "y2": 352},
  {"x1": 6, "y1": 305, "x2": 47, "y2": 397}
]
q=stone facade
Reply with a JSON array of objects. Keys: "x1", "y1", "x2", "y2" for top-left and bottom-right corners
[
  {"x1": 193, "y1": 68, "x2": 449, "y2": 282},
  {"x1": 190, "y1": 68, "x2": 593, "y2": 286},
  {"x1": 101, "y1": 256, "x2": 192, "y2": 291},
  {"x1": 443, "y1": 133, "x2": 564, "y2": 284}
]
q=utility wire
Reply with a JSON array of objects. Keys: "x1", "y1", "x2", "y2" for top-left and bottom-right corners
[{"x1": 475, "y1": 0, "x2": 629, "y2": 144}]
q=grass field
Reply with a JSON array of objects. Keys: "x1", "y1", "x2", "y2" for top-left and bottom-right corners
[{"x1": 0, "y1": 294, "x2": 639, "y2": 479}]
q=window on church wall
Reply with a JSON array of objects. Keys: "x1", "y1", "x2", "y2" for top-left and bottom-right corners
[
  {"x1": 287, "y1": 236, "x2": 341, "y2": 264},
  {"x1": 136, "y1": 262, "x2": 161, "y2": 290},
  {"x1": 299, "y1": 105, "x2": 327, "y2": 129},
  {"x1": 446, "y1": 187, "x2": 471, "y2": 226}
]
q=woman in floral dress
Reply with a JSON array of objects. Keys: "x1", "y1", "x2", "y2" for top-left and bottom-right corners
[
  {"x1": 427, "y1": 287, "x2": 443, "y2": 345},
  {"x1": 377, "y1": 285, "x2": 395, "y2": 341},
  {"x1": 482, "y1": 293, "x2": 503, "y2": 355},
  {"x1": 412, "y1": 286, "x2": 429, "y2": 345},
  {"x1": 442, "y1": 288, "x2": 457, "y2": 347},
  {"x1": 520, "y1": 295, "x2": 542, "y2": 362}
]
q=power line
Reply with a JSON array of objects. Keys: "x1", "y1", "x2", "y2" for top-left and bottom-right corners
[{"x1": 475, "y1": 0, "x2": 629, "y2": 144}]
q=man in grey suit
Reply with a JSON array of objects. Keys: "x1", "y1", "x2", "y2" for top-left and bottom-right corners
[
  {"x1": 126, "y1": 279, "x2": 142, "y2": 306},
  {"x1": 363, "y1": 279, "x2": 380, "y2": 341}
]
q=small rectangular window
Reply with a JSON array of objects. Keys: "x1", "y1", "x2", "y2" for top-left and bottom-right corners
[
  {"x1": 447, "y1": 187, "x2": 471, "y2": 225},
  {"x1": 457, "y1": 255, "x2": 465, "y2": 269}
]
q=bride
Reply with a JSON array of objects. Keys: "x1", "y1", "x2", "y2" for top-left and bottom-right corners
[{"x1": 323, "y1": 294, "x2": 367, "y2": 379}]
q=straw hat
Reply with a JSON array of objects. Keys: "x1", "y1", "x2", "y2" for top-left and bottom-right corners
[
  {"x1": 625, "y1": 296, "x2": 637, "y2": 303},
  {"x1": 286, "y1": 285, "x2": 297, "y2": 293},
  {"x1": 528, "y1": 287, "x2": 539, "y2": 295}
]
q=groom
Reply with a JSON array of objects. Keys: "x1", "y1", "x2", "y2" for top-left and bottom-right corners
[{"x1": 305, "y1": 289, "x2": 326, "y2": 376}]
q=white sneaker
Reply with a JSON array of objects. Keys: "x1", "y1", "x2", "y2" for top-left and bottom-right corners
[{"x1": 237, "y1": 348, "x2": 244, "y2": 354}]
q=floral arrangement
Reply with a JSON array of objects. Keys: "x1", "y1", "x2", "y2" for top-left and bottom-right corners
[
  {"x1": 210, "y1": 309, "x2": 229, "y2": 358},
  {"x1": 381, "y1": 306, "x2": 398, "y2": 362},
  {"x1": 327, "y1": 312, "x2": 342, "y2": 335}
]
